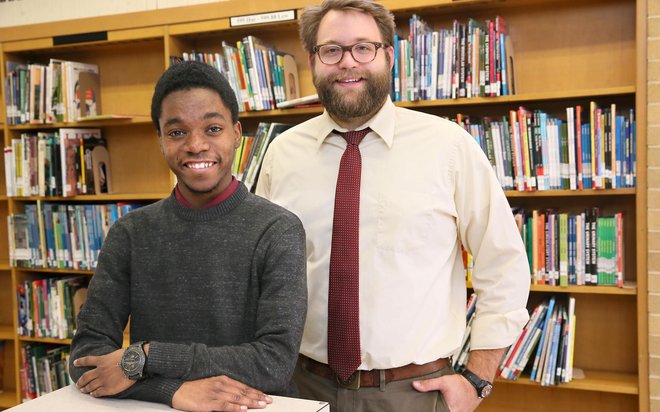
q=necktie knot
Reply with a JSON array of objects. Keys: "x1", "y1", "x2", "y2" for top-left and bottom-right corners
[{"x1": 336, "y1": 128, "x2": 370, "y2": 146}]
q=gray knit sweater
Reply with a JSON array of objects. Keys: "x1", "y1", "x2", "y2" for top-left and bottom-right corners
[{"x1": 69, "y1": 183, "x2": 308, "y2": 406}]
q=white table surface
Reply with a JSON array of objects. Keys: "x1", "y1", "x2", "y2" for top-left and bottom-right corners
[{"x1": 6, "y1": 385, "x2": 330, "y2": 412}]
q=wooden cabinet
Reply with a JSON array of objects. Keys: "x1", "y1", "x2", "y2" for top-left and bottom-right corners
[{"x1": 0, "y1": 0, "x2": 647, "y2": 410}]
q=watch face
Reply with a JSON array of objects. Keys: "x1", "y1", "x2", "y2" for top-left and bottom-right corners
[
  {"x1": 121, "y1": 348, "x2": 142, "y2": 374},
  {"x1": 480, "y1": 383, "x2": 493, "y2": 398}
]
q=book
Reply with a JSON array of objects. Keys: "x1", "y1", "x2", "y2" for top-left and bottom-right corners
[
  {"x1": 92, "y1": 144, "x2": 113, "y2": 194},
  {"x1": 77, "y1": 70, "x2": 102, "y2": 118},
  {"x1": 498, "y1": 302, "x2": 544, "y2": 379},
  {"x1": 276, "y1": 94, "x2": 320, "y2": 109},
  {"x1": 47, "y1": 59, "x2": 65, "y2": 123},
  {"x1": 63, "y1": 60, "x2": 100, "y2": 122},
  {"x1": 244, "y1": 122, "x2": 293, "y2": 191},
  {"x1": 596, "y1": 216, "x2": 618, "y2": 286},
  {"x1": 4, "y1": 145, "x2": 17, "y2": 196},
  {"x1": 80, "y1": 129, "x2": 108, "y2": 194},
  {"x1": 58, "y1": 128, "x2": 81, "y2": 197},
  {"x1": 453, "y1": 293, "x2": 477, "y2": 372},
  {"x1": 529, "y1": 295, "x2": 555, "y2": 381}
]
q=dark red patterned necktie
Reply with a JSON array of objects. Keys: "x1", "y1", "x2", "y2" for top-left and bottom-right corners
[{"x1": 327, "y1": 128, "x2": 370, "y2": 382}]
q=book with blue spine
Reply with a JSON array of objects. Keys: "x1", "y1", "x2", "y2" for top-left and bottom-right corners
[{"x1": 530, "y1": 295, "x2": 555, "y2": 381}]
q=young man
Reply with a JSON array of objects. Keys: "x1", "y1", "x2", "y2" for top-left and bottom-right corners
[
  {"x1": 69, "y1": 61, "x2": 308, "y2": 412},
  {"x1": 255, "y1": 1, "x2": 530, "y2": 411}
]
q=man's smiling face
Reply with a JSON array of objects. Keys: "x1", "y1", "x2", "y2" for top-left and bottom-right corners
[{"x1": 158, "y1": 87, "x2": 241, "y2": 208}]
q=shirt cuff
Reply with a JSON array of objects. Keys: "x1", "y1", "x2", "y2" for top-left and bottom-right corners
[{"x1": 469, "y1": 309, "x2": 530, "y2": 350}]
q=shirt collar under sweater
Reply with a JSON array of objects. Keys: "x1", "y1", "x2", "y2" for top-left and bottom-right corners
[
  {"x1": 169, "y1": 181, "x2": 249, "y2": 222},
  {"x1": 175, "y1": 177, "x2": 239, "y2": 208}
]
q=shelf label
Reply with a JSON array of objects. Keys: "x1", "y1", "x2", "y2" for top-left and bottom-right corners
[{"x1": 230, "y1": 10, "x2": 296, "y2": 27}]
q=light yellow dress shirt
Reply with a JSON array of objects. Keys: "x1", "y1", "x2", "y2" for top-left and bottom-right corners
[{"x1": 256, "y1": 97, "x2": 530, "y2": 370}]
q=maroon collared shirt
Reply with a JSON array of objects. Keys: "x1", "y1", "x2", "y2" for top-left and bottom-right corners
[{"x1": 174, "y1": 177, "x2": 239, "y2": 208}]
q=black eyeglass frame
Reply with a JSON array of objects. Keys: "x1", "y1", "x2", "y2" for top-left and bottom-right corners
[{"x1": 312, "y1": 41, "x2": 385, "y2": 65}]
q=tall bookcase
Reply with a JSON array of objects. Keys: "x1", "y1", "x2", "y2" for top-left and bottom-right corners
[{"x1": 0, "y1": 0, "x2": 648, "y2": 410}]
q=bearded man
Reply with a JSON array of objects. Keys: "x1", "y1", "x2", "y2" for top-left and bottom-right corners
[{"x1": 255, "y1": 1, "x2": 530, "y2": 411}]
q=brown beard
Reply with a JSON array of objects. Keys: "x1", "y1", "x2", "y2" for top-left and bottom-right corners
[{"x1": 313, "y1": 68, "x2": 391, "y2": 121}]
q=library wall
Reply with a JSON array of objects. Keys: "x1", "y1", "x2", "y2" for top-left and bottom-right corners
[
  {"x1": 648, "y1": 0, "x2": 660, "y2": 409},
  {"x1": 0, "y1": 0, "x2": 219, "y2": 28}
]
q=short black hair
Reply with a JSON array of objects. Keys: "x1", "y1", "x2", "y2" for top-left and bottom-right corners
[{"x1": 151, "y1": 60, "x2": 239, "y2": 133}]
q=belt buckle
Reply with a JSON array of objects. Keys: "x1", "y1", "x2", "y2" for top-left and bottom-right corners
[{"x1": 337, "y1": 371, "x2": 361, "y2": 390}]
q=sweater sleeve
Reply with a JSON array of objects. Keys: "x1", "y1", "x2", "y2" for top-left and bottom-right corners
[
  {"x1": 145, "y1": 217, "x2": 308, "y2": 394},
  {"x1": 68, "y1": 221, "x2": 183, "y2": 405},
  {"x1": 69, "y1": 221, "x2": 131, "y2": 378}
]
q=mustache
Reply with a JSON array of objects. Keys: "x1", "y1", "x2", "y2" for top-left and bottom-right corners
[{"x1": 326, "y1": 71, "x2": 369, "y2": 82}]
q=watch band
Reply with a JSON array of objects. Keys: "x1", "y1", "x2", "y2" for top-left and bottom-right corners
[{"x1": 461, "y1": 368, "x2": 493, "y2": 399}]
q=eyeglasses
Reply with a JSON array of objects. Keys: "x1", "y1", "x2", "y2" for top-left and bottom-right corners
[{"x1": 312, "y1": 42, "x2": 384, "y2": 65}]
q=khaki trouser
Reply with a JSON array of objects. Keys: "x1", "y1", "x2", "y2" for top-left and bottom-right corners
[{"x1": 293, "y1": 358, "x2": 452, "y2": 412}]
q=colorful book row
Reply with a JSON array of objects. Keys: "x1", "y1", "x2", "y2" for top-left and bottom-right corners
[
  {"x1": 456, "y1": 103, "x2": 636, "y2": 191},
  {"x1": 514, "y1": 208, "x2": 623, "y2": 287},
  {"x1": 498, "y1": 296, "x2": 576, "y2": 386},
  {"x1": 174, "y1": 35, "x2": 300, "y2": 112},
  {"x1": 17, "y1": 276, "x2": 88, "y2": 340},
  {"x1": 20, "y1": 344, "x2": 72, "y2": 401},
  {"x1": 8, "y1": 202, "x2": 143, "y2": 270},
  {"x1": 234, "y1": 122, "x2": 293, "y2": 192},
  {"x1": 462, "y1": 208, "x2": 623, "y2": 287},
  {"x1": 4, "y1": 128, "x2": 111, "y2": 197},
  {"x1": 5, "y1": 59, "x2": 101, "y2": 125},
  {"x1": 392, "y1": 15, "x2": 513, "y2": 102}
]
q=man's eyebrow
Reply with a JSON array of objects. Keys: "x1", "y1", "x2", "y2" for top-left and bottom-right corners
[
  {"x1": 319, "y1": 37, "x2": 373, "y2": 45},
  {"x1": 162, "y1": 117, "x2": 182, "y2": 129},
  {"x1": 203, "y1": 111, "x2": 225, "y2": 121},
  {"x1": 162, "y1": 112, "x2": 226, "y2": 129}
]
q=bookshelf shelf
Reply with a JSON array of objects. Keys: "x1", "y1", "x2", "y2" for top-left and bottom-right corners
[
  {"x1": 18, "y1": 336, "x2": 72, "y2": 346},
  {"x1": 240, "y1": 106, "x2": 324, "y2": 119},
  {"x1": 0, "y1": 324, "x2": 14, "y2": 339},
  {"x1": 248, "y1": 87, "x2": 637, "y2": 121},
  {"x1": 468, "y1": 282, "x2": 637, "y2": 295},
  {"x1": 0, "y1": 391, "x2": 18, "y2": 408},
  {"x1": 7, "y1": 117, "x2": 152, "y2": 131},
  {"x1": 529, "y1": 284, "x2": 637, "y2": 295},
  {"x1": 14, "y1": 267, "x2": 94, "y2": 277},
  {"x1": 10, "y1": 193, "x2": 170, "y2": 202},
  {"x1": 397, "y1": 87, "x2": 636, "y2": 110},
  {"x1": 505, "y1": 189, "x2": 636, "y2": 198},
  {"x1": 498, "y1": 370, "x2": 638, "y2": 395}
]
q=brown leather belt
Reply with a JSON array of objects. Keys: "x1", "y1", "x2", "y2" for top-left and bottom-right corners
[{"x1": 300, "y1": 355, "x2": 449, "y2": 390}]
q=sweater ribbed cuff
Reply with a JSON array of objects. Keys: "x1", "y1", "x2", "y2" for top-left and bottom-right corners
[
  {"x1": 134, "y1": 377, "x2": 184, "y2": 406},
  {"x1": 147, "y1": 341, "x2": 193, "y2": 379}
]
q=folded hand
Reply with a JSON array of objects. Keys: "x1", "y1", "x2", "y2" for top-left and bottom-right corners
[{"x1": 172, "y1": 375, "x2": 272, "y2": 411}]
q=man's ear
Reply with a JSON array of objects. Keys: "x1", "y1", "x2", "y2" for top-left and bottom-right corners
[
  {"x1": 233, "y1": 121, "x2": 243, "y2": 148},
  {"x1": 386, "y1": 45, "x2": 395, "y2": 71},
  {"x1": 307, "y1": 53, "x2": 315, "y2": 71}
]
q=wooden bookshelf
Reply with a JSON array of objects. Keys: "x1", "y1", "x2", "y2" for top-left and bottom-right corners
[
  {"x1": 0, "y1": 0, "x2": 648, "y2": 410},
  {"x1": 0, "y1": 391, "x2": 18, "y2": 410},
  {"x1": 497, "y1": 369, "x2": 638, "y2": 394},
  {"x1": 0, "y1": 326, "x2": 13, "y2": 341}
]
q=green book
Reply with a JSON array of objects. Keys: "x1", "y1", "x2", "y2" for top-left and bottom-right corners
[{"x1": 597, "y1": 217, "x2": 617, "y2": 285}]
